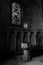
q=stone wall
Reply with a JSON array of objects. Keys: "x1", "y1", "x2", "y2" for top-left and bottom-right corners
[{"x1": 0, "y1": 0, "x2": 43, "y2": 49}]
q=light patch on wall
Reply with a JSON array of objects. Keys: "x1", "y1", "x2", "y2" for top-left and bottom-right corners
[{"x1": 12, "y1": 2, "x2": 21, "y2": 25}]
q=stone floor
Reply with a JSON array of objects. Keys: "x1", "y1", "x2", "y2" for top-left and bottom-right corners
[{"x1": 0, "y1": 55, "x2": 43, "y2": 65}]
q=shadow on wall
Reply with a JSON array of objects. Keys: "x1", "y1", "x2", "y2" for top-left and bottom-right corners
[
  {"x1": 32, "y1": 5, "x2": 42, "y2": 29},
  {"x1": 0, "y1": 0, "x2": 10, "y2": 24}
]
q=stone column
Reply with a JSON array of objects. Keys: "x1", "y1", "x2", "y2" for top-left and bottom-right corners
[
  {"x1": 41, "y1": 30, "x2": 43, "y2": 49},
  {"x1": 6, "y1": 31, "x2": 9, "y2": 48},
  {"x1": 21, "y1": 31, "x2": 24, "y2": 43},
  {"x1": 13, "y1": 31, "x2": 17, "y2": 51},
  {"x1": 28, "y1": 32, "x2": 30, "y2": 43}
]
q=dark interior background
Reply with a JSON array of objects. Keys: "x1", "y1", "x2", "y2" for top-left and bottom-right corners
[{"x1": 0, "y1": 0, "x2": 43, "y2": 61}]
